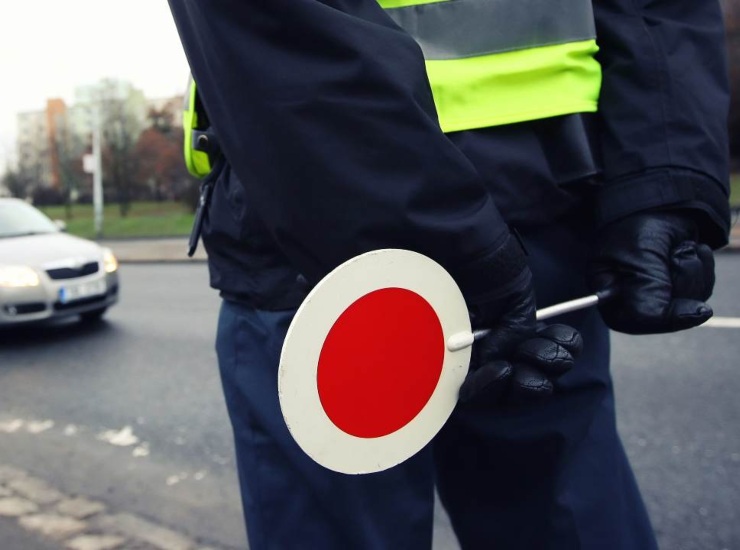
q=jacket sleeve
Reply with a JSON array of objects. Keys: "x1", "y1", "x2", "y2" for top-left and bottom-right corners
[
  {"x1": 167, "y1": 0, "x2": 512, "y2": 301},
  {"x1": 593, "y1": 0, "x2": 732, "y2": 248}
]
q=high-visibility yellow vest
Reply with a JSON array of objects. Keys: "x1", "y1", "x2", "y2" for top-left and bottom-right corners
[
  {"x1": 185, "y1": 0, "x2": 602, "y2": 175},
  {"x1": 378, "y1": 0, "x2": 602, "y2": 133},
  {"x1": 183, "y1": 77, "x2": 212, "y2": 178}
]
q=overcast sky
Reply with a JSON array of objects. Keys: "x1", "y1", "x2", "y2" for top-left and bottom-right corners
[{"x1": 0, "y1": 1, "x2": 191, "y2": 172}]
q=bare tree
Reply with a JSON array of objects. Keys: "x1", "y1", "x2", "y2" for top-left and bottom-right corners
[
  {"x1": 135, "y1": 102, "x2": 198, "y2": 205},
  {"x1": 94, "y1": 79, "x2": 146, "y2": 216},
  {"x1": 1, "y1": 169, "x2": 29, "y2": 198},
  {"x1": 51, "y1": 124, "x2": 86, "y2": 218},
  {"x1": 17, "y1": 137, "x2": 50, "y2": 201}
]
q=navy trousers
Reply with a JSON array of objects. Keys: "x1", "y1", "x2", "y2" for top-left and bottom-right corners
[{"x1": 215, "y1": 216, "x2": 658, "y2": 550}]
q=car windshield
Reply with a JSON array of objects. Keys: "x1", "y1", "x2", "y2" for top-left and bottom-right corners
[{"x1": 0, "y1": 200, "x2": 60, "y2": 238}]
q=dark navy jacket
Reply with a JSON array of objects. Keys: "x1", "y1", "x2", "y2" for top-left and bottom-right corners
[{"x1": 167, "y1": 0, "x2": 731, "y2": 311}]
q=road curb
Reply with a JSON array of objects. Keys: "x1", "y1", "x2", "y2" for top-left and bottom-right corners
[{"x1": 99, "y1": 238, "x2": 207, "y2": 264}]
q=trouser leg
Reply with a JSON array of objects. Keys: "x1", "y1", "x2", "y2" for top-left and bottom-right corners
[
  {"x1": 433, "y1": 217, "x2": 657, "y2": 550},
  {"x1": 216, "y1": 301, "x2": 435, "y2": 550}
]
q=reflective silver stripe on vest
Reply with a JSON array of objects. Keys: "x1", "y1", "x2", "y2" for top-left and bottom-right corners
[{"x1": 384, "y1": 0, "x2": 596, "y2": 60}]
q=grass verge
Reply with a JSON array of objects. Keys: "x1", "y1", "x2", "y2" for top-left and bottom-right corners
[
  {"x1": 40, "y1": 201, "x2": 195, "y2": 240},
  {"x1": 732, "y1": 174, "x2": 740, "y2": 208},
  {"x1": 38, "y1": 180, "x2": 740, "y2": 240}
]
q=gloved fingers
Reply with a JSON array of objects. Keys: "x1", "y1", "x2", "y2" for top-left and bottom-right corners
[
  {"x1": 666, "y1": 298, "x2": 713, "y2": 332},
  {"x1": 507, "y1": 364, "x2": 553, "y2": 403},
  {"x1": 697, "y1": 243, "x2": 716, "y2": 301},
  {"x1": 473, "y1": 290, "x2": 537, "y2": 360},
  {"x1": 458, "y1": 360, "x2": 512, "y2": 407},
  {"x1": 536, "y1": 324, "x2": 584, "y2": 357},
  {"x1": 604, "y1": 244, "x2": 715, "y2": 334},
  {"x1": 596, "y1": 276, "x2": 673, "y2": 334},
  {"x1": 587, "y1": 212, "x2": 714, "y2": 336},
  {"x1": 670, "y1": 241, "x2": 715, "y2": 301},
  {"x1": 696, "y1": 244, "x2": 716, "y2": 302},
  {"x1": 515, "y1": 337, "x2": 576, "y2": 376},
  {"x1": 474, "y1": 324, "x2": 528, "y2": 366}
]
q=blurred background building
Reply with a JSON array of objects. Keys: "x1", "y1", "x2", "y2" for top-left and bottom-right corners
[{"x1": 7, "y1": 78, "x2": 191, "y2": 209}]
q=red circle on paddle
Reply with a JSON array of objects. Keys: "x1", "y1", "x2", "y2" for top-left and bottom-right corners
[{"x1": 317, "y1": 288, "x2": 445, "y2": 439}]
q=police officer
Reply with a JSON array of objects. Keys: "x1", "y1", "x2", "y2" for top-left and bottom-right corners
[{"x1": 167, "y1": 0, "x2": 731, "y2": 548}]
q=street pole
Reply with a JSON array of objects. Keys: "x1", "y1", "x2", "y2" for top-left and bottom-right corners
[{"x1": 92, "y1": 105, "x2": 103, "y2": 238}]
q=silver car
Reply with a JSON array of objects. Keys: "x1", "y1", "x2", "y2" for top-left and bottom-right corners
[{"x1": 0, "y1": 198, "x2": 119, "y2": 326}]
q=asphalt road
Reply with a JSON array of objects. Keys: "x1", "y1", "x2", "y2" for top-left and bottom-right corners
[
  {"x1": 0, "y1": 256, "x2": 739, "y2": 549},
  {"x1": 0, "y1": 264, "x2": 243, "y2": 549}
]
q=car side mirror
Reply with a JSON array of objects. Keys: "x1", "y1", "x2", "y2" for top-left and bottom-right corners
[{"x1": 54, "y1": 219, "x2": 67, "y2": 232}]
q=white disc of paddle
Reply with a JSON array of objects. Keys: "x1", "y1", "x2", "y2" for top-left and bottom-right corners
[{"x1": 278, "y1": 249, "x2": 472, "y2": 474}]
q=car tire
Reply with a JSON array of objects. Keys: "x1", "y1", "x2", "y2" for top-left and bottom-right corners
[{"x1": 80, "y1": 307, "x2": 107, "y2": 323}]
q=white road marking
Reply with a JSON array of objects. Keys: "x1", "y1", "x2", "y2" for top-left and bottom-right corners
[
  {"x1": 165, "y1": 473, "x2": 188, "y2": 486},
  {"x1": 26, "y1": 420, "x2": 54, "y2": 434},
  {"x1": 193, "y1": 470, "x2": 207, "y2": 481},
  {"x1": 0, "y1": 419, "x2": 24, "y2": 433},
  {"x1": 97, "y1": 426, "x2": 139, "y2": 447},
  {"x1": 703, "y1": 316, "x2": 740, "y2": 329},
  {"x1": 132, "y1": 444, "x2": 150, "y2": 458},
  {"x1": 63, "y1": 425, "x2": 79, "y2": 436}
]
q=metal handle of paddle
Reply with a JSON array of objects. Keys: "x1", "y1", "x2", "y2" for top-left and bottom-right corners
[{"x1": 447, "y1": 290, "x2": 613, "y2": 352}]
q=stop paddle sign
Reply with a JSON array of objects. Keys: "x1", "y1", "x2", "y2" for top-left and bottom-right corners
[
  {"x1": 279, "y1": 248, "x2": 602, "y2": 474},
  {"x1": 278, "y1": 249, "x2": 471, "y2": 475}
]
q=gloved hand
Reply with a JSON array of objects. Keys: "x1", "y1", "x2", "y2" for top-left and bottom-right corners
[
  {"x1": 458, "y1": 232, "x2": 583, "y2": 407},
  {"x1": 589, "y1": 211, "x2": 716, "y2": 334}
]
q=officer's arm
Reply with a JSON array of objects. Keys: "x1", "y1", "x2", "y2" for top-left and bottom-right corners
[
  {"x1": 589, "y1": 0, "x2": 731, "y2": 334},
  {"x1": 593, "y1": 0, "x2": 731, "y2": 246},
  {"x1": 166, "y1": 0, "x2": 512, "y2": 301}
]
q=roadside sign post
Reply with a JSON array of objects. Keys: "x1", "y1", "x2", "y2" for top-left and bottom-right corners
[{"x1": 91, "y1": 106, "x2": 103, "y2": 238}]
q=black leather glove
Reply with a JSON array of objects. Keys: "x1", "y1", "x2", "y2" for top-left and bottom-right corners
[
  {"x1": 589, "y1": 211, "x2": 716, "y2": 334},
  {"x1": 458, "y1": 232, "x2": 583, "y2": 407}
]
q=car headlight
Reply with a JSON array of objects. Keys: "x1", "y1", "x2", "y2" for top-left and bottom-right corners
[
  {"x1": 0, "y1": 266, "x2": 41, "y2": 288},
  {"x1": 102, "y1": 248, "x2": 119, "y2": 273}
]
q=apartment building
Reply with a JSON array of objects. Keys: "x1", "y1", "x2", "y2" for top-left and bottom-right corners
[{"x1": 14, "y1": 79, "x2": 183, "y2": 193}]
